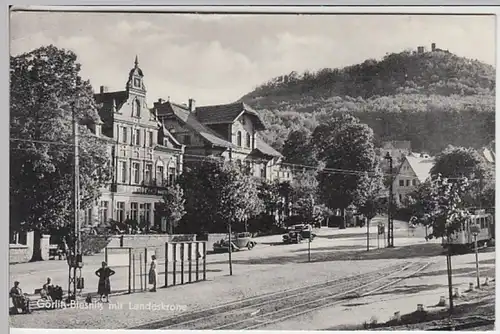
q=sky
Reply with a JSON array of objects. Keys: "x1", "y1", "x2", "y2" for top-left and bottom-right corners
[{"x1": 10, "y1": 11, "x2": 496, "y2": 106}]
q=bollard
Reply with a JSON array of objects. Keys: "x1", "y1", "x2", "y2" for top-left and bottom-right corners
[
  {"x1": 417, "y1": 304, "x2": 424, "y2": 312},
  {"x1": 437, "y1": 296, "x2": 446, "y2": 306},
  {"x1": 453, "y1": 287, "x2": 460, "y2": 298},
  {"x1": 468, "y1": 282, "x2": 474, "y2": 291},
  {"x1": 483, "y1": 277, "x2": 489, "y2": 286}
]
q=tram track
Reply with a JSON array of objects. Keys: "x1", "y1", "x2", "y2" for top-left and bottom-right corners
[{"x1": 129, "y1": 260, "x2": 431, "y2": 330}]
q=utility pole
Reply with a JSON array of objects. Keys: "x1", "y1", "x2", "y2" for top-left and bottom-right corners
[
  {"x1": 68, "y1": 102, "x2": 82, "y2": 301},
  {"x1": 384, "y1": 152, "x2": 394, "y2": 248},
  {"x1": 446, "y1": 235, "x2": 454, "y2": 314},
  {"x1": 227, "y1": 222, "x2": 233, "y2": 276}
]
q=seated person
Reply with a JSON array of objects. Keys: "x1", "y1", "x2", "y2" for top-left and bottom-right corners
[
  {"x1": 10, "y1": 281, "x2": 30, "y2": 314},
  {"x1": 41, "y1": 277, "x2": 53, "y2": 300}
]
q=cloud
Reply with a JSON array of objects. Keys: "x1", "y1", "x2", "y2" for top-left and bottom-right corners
[{"x1": 9, "y1": 12, "x2": 496, "y2": 105}]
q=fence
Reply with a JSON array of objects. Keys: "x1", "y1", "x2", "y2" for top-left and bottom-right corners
[
  {"x1": 104, "y1": 241, "x2": 207, "y2": 294},
  {"x1": 164, "y1": 241, "x2": 207, "y2": 287}
]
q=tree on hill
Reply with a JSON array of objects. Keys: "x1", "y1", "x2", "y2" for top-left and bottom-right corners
[
  {"x1": 10, "y1": 45, "x2": 112, "y2": 261},
  {"x1": 312, "y1": 114, "x2": 379, "y2": 229}
]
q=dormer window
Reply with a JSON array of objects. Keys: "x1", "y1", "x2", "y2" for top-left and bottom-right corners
[
  {"x1": 246, "y1": 133, "x2": 251, "y2": 148},
  {"x1": 134, "y1": 78, "x2": 141, "y2": 88}
]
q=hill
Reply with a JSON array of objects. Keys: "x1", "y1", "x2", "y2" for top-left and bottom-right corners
[{"x1": 240, "y1": 48, "x2": 496, "y2": 154}]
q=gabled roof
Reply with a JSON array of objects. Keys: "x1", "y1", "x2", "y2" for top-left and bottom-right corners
[
  {"x1": 405, "y1": 155, "x2": 435, "y2": 183},
  {"x1": 481, "y1": 147, "x2": 495, "y2": 164},
  {"x1": 253, "y1": 136, "x2": 282, "y2": 158},
  {"x1": 195, "y1": 102, "x2": 265, "y2": 130},
  {"x1": 156, "y1": 120, "x2": 183, "y2": 149},
  {"x1": 94, "y1": 91, "x2": 129, "y2": 113},
  {"x1": 157, "y1": 101, "x2": 237, "y2": 149}
]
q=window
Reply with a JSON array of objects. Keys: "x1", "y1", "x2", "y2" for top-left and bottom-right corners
[
  {"x1": 132, "y1": 162, "x2": 140, "y2": 184},
  {"x1": 412, "y1": 179, "x2": 417, "y2": 186},
  {"x1": 130, "y1": 202, "x2": 138, "y2": 221},
  {"x1": 168, "y1": 167, "x2": 176, "y2": 185},
  {"x1": 261, "y1": 166, "x2": 267, "y2": 179},
  {"x1": 399, "y1": 180, "x2": 404, "y2": 187},
  {"x1": 135, "y1": 129, "x2": 141, "y2": 146},
  {"x1": 134, "y1": 78, "x2": 141, "y2": 88},
  {"x1": 237, "y1": 131, "x2": 242, "y2": 146},
  {"x1": 183, "y1": 135, "x2": 191, "y2": 145},
  {"x1": 116, "y1": 202, "x2": 125, "y2": 222},
  {"x1": 156, "y1": 166, "x2": 164, "y2": 185},
  {"x1": 122, "y1": 127, "x2": 128, "y2": 144},
  {"x1": 134, "y1": 100, "x2": 141, "y2": 117},
  {"x1": 83, "y1": 207, "x2": 93, "y2": 226},
  {"x1": 144, "y1": 203, "x2": 151, "y2": 227},
  {"x1": 99, "y1": 201, "x2": 109, "y2": 224},
  {"x1": 139, "y1": 204, "x2": 145, "y2": 224},
  {"x1": 120, "y1": 161, "x2": 127, "y2": 183},
  {"x1": 246, "y1": 133, "x2": 251, "y2": 148},
  {"x1": 148, "y1": 131, "x2": 154, "y2": 147},
  {"x1": 406, "y1": 180, "x2": 410, "y2": 187},
  {"x1": 145, "y1": 164, "x2": 153, "y2": 184}
]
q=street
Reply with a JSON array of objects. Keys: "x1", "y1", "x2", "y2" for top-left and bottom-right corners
[{"x1": 9, "y1": 218, "x2": 495, "y2": 329}]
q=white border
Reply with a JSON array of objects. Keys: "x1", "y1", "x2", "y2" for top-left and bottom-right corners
[{"x1": 4, "y1": 3, "x2": 499, "y2": 334}]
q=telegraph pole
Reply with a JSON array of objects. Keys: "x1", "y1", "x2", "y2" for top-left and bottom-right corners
[
  {"x1": 384, "y1": 153, "x2": 394, "y2": 248},
  {"x1": 68, "y1": 102, "x2": 82, "y2": 300}
]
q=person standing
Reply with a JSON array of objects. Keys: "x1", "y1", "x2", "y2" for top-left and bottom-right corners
[
  {"x1": 95, "y1": 261, "x2": 115, "y2": 303},
  {"x1": 149, "y1": 255, "x2": 158, "y2": 292}
]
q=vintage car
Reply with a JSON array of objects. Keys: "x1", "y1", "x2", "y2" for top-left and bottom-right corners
[
  {"x1": 283, "y1": 224, "x2": 316, "y2": 244},
  {"x1": 213, "y1": 232, "x2": 256, "y2": 252}
]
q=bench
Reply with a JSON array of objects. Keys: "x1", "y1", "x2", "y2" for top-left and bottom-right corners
[{"x1": 49, "y1": 245, "x2": 65, "y2": 260}]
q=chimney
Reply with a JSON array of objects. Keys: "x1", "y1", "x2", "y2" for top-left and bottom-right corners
[
  {"x1": 188, "y1": 98, "x2": 196, "y2": 112},
  {"x1": 417, "y1": 46, "x2": 425, "y2": 54},
  {"x1": 431, "y1": 43, "x2": 436, "y2": 51},
  {"x1": 100, "y1": 85, "x2": 109, "y2": 94}
]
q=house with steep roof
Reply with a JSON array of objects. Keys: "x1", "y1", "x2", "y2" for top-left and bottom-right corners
[
  {"x1": 393, "y1": 153, "x2": 435, "y2": 206},
  {"x1": 88, "y1": 57, "x2": 185, "y2": 231},
  {"x1": 153, "y1": 99, "x2": 292, "y2": 182}
]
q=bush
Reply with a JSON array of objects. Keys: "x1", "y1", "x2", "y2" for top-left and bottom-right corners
[{"x1": 80, "y1": 232, "x2": 111, "y2": 255}]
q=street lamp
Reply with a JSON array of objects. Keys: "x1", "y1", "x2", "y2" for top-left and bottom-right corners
[
  {"x1": 384, "y1": 152, "x2": 394, "y2": 248},
  {"x1": 470, "y1": 224, "x2": 481, "y2": 289}
]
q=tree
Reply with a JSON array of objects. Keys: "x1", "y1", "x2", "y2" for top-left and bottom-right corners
[
  {"x1": 10, "y1": 45, "x2": 111, "y2": 260},
  {"x1": 158, "y1": 184, "x2": 186, "y2": 234},
  {"x1": 282, "y1": 129, "x2": 317, "y2": 165},
  {"x1": 410, "y1": 175, "x2": 472, "y2": 313},
  {"x1": 289, "y1": 170, "x2": 320, "y2": 225},
  {"x1": 356, "y1": 168, "x2": 385, "y2": 223},
  {"x1": 312, "y1": 114, "x2": 379, "y2": 229},
  {"x1": 431, "y1": 146, "x2": 488, "y2": 180},
  {"x1": 177, "y1": 159, "x2": 263, "y2": 234}
]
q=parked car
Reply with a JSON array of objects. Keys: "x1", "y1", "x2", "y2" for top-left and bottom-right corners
[
  {"x1": 282, "y1": 224, "x2": 316, "y2": 244},
  {"x1": 213, "y1": 232, "x2": 256, "y2": 252}
]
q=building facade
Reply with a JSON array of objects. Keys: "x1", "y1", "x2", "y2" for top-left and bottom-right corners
[
  {"x1": 393, "y1": 153, "x2": 434, "y2": 206},
  {"x1": 153, "y1": 99, "x2": 292, "y2": 183},
  {"x1": 86, "y1": 57, "x2": 184, "y2": 230}
]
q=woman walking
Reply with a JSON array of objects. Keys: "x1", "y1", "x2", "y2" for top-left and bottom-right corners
[
  {"x1": 149, "y1": 255, "x2": 158, "y2": 292},
  {"x1": 95, "y1": 261, "x2": 115, "y2": 303}
]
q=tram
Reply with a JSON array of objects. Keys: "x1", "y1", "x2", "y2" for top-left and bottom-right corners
[{"x1": 442, "y1": 209, "x2": 495, "y2": 252}]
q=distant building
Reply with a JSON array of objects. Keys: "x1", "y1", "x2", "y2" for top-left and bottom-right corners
[
  {"x1": 381, "y1": 141, "x2": 412, "y2": 164},
  {"x1": 393, "y1": 153, "x2": 435, "y2": 206}
]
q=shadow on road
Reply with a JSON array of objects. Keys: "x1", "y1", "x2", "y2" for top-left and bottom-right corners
[
  {"x1": 370, "y1": 283, "x2": 446, "y2": 297},
  {"x1": 209, "y1": 244, "x2": 446, "y2": 265}
]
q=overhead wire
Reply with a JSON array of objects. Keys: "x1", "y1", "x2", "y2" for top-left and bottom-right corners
[{"x1": 9, "y1": 137, "x2": 495, "y2": 181}]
